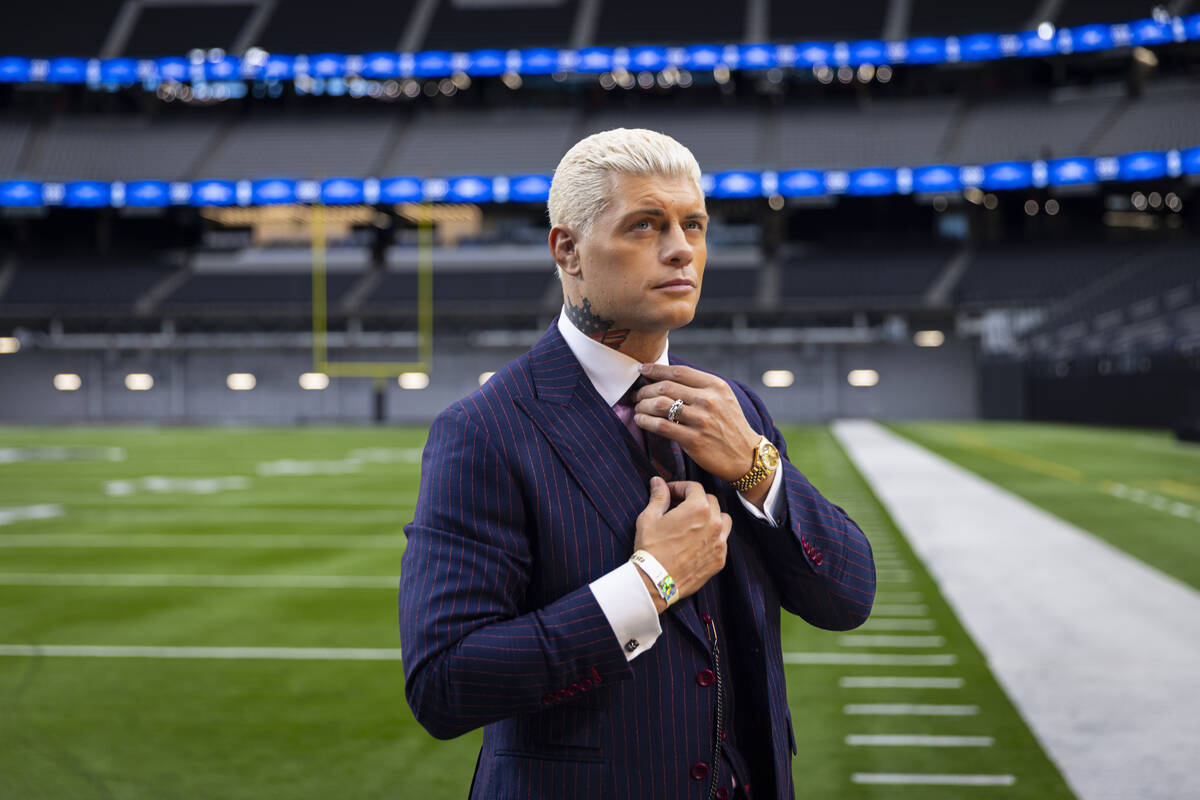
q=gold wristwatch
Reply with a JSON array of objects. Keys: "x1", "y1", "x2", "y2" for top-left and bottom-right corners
[{"x1": 731, "y1": 435, "x2": 780, "y2": 491}]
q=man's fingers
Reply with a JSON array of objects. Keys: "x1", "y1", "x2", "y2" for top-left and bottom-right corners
[
  {"x1": 666, "y1": 480, "x2": 705, "y2": 502},
  {"x1": 634, "y1": 380, "x2": 699, "y2": 406},
  {"x1": 720, "y1": 512, "x2": 733, "y2": 538},
  {"x1": 638, "y1": 363, "x2": 716, "y2": 390},
  {"x1": 706, "y1": 494, "x2": 721, "y2": 519},
  {"x1": 644, "y1": 476, "x2": 671, "y2": 515}
]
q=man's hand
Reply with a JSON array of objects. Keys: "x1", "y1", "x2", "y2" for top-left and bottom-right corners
[
  {"x1": 633, "y1": 363, "x2": 762, "y2": 484},
  {"x1": 633, "y1": 477, "x2": 731, "y2": 614}
]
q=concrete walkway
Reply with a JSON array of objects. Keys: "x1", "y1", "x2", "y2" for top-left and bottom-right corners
[{"x1": 832, "y1": 420, "x2": 1200, "y2": 800}]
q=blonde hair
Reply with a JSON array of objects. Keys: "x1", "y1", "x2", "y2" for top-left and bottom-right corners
[{"x1": 548, "y1": 128, "x2": 703, "y2": 237}]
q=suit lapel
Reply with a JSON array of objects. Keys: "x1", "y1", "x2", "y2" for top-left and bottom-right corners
[
  {"x1": 515, "y1": 323, "x2": 651, "y2": 551},
  {"x1": 516, "y1": 323, "x2": 715, "y2": 653}
]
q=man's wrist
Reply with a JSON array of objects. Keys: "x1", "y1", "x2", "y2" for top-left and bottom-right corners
[{"x1": 636, "y1": 567, "x2": 669, "y2": 614}]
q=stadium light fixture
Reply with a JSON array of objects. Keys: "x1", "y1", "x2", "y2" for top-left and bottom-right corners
[
  {"x1": 478, "y1": 372, "x2": 495, "y2": 386},
  {"x1": 299, "y1": 372, "x2": 329, "y2": 390},
  {"x1": 762, "y1": 370, "x2": 795, "y2": 388},
  {"x1": 914, "y1": 330, "x2": 945, "y2": 348},
  {"x1": 0, "y1": 337, "x2": 19, "y2": 354},
  {"x1": 1024, "y1": 199, "x2": 1039, "y2": 216},
  {"x1": 847, "y1": 369, "x2": 880, "y2": 388},
  {"x1": 1045, "y1": 198, "x2": 1061, "y2": 215},
  {"x1": 1037, "y1": 22, "x2": 1055, "y2": 40},
  {"x1": 125, "y1": 373, "x2": 154, "y2": 391},
  {"x1": 399, "y1": 372, "x2": 430, "y2": 390},
  {"x1": 53, "y1": 373, "x2": 82, "y2": 391},
  {"x1": 227, "y1": 373, "x2": 256, "y2": 391}
]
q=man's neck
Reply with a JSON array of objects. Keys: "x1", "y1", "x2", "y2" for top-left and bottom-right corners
[
  {"x1": 614, "y1": 330, "x2": 668, "y2": 364},
  {"x1": 562, "y1": 295, "x2": 667, "y2": 363}
]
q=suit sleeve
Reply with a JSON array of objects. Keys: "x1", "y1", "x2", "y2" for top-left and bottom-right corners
[
  {"x1": 734, "y1": 386, "x2": 876, "y2": 631},
  {"x1": 398, "y1": 406, "x2": 634, "y2": 740}
]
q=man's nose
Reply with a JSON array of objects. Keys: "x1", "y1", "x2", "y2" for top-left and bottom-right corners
[{"x1": 660, "y1": 223, "x2": 694, "y2": 266}]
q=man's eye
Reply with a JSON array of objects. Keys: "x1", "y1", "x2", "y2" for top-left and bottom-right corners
[{"x1": 632, "y1": 220, "x2": 652, "y2": 230}]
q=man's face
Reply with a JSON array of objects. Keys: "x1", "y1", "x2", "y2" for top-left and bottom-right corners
[{"x1": 568, "y1": 172, "x2": 708, "y2": 337}]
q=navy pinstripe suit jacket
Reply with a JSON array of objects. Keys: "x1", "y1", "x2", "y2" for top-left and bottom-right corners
[{"x1": 399, "y1": 322, "x2": 876, "y2": 799}]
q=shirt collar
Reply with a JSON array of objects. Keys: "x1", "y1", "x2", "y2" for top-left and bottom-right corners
[{"x1": 557, "y1": 307, "x2": 670, "y2": 407}]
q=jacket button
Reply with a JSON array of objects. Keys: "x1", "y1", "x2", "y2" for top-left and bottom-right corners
[
  {"x1": 691, "y1": 762, "x2": 709, "y2": 780},
  {"x1": 696, "y1": 668, "x2": 715, "y2": 687},
  {"x1": 716, "y1": 789, "x2": 730, "y2": 800}
]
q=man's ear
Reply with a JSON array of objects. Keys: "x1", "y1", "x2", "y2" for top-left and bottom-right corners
[{"x1": 549, "y1": 225, "x2": 582, "y2": 278}]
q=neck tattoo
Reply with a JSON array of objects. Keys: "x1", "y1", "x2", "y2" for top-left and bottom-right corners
[{"x1": 566, "y1": 296, "x2": 629, "y2": 350}]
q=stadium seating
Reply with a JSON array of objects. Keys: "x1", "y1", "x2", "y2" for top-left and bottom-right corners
[
  {"x1": 593, "y1": 0, "x2": 745, "y2": 45},
  {"x1": 0, "y1": 259, "x2": 173, "y2": 307},
  {"x1": 780, "y1": 245, "x2": 953, "y2": 307},
  {"x1": 382, "y1": 109, "x2": 579, "y2": 177},
  {"x1": 775, "y1": 99, "x2": 957, "y2": 170},
  {"x1": 1091, "y1": 80, "x2": 1200, "y2": 155},
  {"x1": 24, "y1": 115, "x2": 225, "y2": 182},
  {"x1": 423, "y1": 0, "x2": 578, "y2": 50},
  {"x1": 194, "y1": 114, "x2": 396, "y2": 181},
  {"x1": 907, "y1": 0, "x2": 1041, "y2": 37},
  {"x1": 768, "y1": 0, "x2": 890, "y2": 41},
  {"x1": 954, "y1": 242, "x2": 1148, "y2": 307},
  {"x1": 945, "y1": 89, "x2": 1121, "y2": 164}
]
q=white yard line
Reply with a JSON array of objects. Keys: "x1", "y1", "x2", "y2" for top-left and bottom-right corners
[
  {"x1": 844, "y1": 703, "x2": 979, "y2": 716},
  {"x1": 852, "y1": 773, "x2": 1015, "y2": 786},
  {"x1": 873, "y1": 591, "x2": 923, "y2": 602},
  {"x1": 838, "y1": 634, "x2": 945, "y2": 648},
  {"x1": 783, "y1": 652, "x2": 956, "y2": 666},
  {"x1": 0, "y1": 533, "x2": 404, "y2": 549},
  {"x1": 0, "y1": 505, "x2": 64, "y2": 526},
  {"x1": 845, "y1": 734, "x2": 992, "y2": 747},
  {"x1": 870, "y1": 604, "x2": 929, "y2": 616},
  {"x1": 858, "y1": 618, "x2": 937, "y2": 631},
  {"x1": 839, "y1": 676, "x2": 963, "y2": 689},
  {"x1": 833, "y1": 419, "x2": 1200, "y2": 800},
  {"x1": 0, "y1": 573, "x2": 397, "y2": 589},
  {"x1": 0, "y1": 644, "x2": 403, "y2": 660}
]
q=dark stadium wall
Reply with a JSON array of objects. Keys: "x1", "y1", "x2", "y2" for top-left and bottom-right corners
[{"x1": 0, "y1": 340, "x2": 980, "y2": 424}]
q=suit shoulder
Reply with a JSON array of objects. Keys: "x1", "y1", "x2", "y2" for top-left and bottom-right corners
[{"x1": 440, "y1": 351, "x2": 535, "y2": 435}]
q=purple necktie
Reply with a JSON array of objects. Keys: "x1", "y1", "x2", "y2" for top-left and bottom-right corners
[{"x1": 614, "y1": 377, "x2": 685, "y2": 482}]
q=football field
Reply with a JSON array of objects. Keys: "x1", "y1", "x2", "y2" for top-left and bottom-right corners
[{"x1": 8, "y1": 421, "x2": 1180, "y2": 798}]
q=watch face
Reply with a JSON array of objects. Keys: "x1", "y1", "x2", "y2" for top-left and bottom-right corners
[{"x1": 759, "y1": 441, "x2": 780, "y2": 470}]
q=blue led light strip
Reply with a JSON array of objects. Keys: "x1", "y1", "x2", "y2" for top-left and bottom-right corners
[
  {"x1": 1, "y1": 147, "x2": 1195, "y2": 208},
  {"x1": 0, "y1": 14, "x2": 1197, "y2": 87}
]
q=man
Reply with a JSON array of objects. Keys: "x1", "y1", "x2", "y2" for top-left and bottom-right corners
[{"x1": 399, "y1": 128, "x2": 875, "y2": 799}]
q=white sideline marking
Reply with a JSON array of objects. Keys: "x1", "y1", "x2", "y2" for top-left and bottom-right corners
[
  {"x1": 852, "y1": 773, "x2": 1015, "y2": 786},
  {"x1": 0, "y1": 573, "x2": 396, "y2": 589},
  {"x1": 256, "y1": 459, "x2": 361, "y2": 476},
  {"x1": 844, "y1": 704, "x2": 979, "y2": 716},
  {"x1": 0, "y1": 446, "x2": 124, "y2": 463},
  {"x1": 838, "y1": 634, "x2": 945, "y2": 648},
  {"x1": 0, "y1": 505, "x2": 64, "y2": 526},
  {"x1": 874, "y1": 592, "x2": 922, "y2": 602},
  {"x1": 0, "y1": 533, "x2": 404, "y2": 549},
  {"x1": 870, "y1": 604, "x2": 929, "y2": 616},
  {"x1": 0, "y1": 644, "x2": 404, "y2": 661},
  {"x1": 783, "y1": 652, "x2": 956, "y2": 666},
  {"x1": 839, "y1": 676, "x2": 964, "y2": 689},
  {"x1": 845, "y1": 734, "x2": 993, "y2": 747},
  {"x1": 833, "y1": 420, "x2": 1200, "y2": 800},
  {"x1": 859, "y1": 618, "x2": 937, "y2": 631},
  {"x1": 876, "y1": 569, "x2": 912, "y2": 582},
  {"x1": 105, "y1": 476, "x2": 250, "y2": 497}
]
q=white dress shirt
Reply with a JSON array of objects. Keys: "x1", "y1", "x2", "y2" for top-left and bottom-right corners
[{"x1": 557, "y1": 311, "x2": 784, "y2": 661}]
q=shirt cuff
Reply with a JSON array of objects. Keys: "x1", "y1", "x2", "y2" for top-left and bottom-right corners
[
  {"x1": 736, "y1": 465, "x2": 783, "y2": 526},
  {"x1": 589, "y1": 561, "x2": 662, "y2": 661}
]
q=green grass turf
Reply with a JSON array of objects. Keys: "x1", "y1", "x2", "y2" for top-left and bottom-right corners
[
  {"x1": 888, "y1": 421, "x2": 1200, "y2": 591},
  {"x1": 0, "y1": 425, "x2": 1073, "y2": 798}
]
